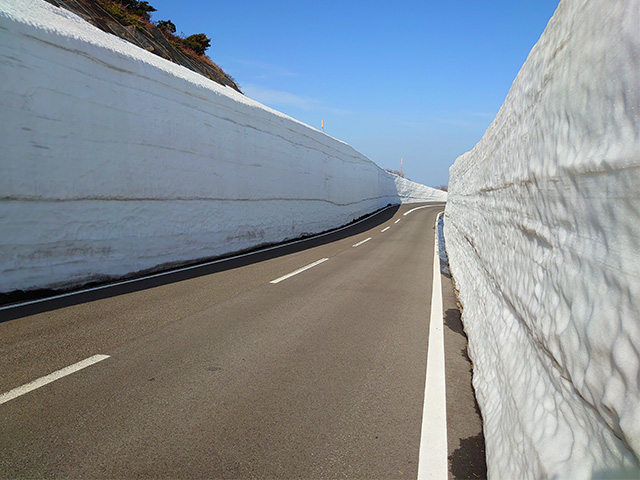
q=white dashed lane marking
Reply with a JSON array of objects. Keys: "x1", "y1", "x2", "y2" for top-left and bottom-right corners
[
  {"x1": 0, "y1": 355, "x2": 111, "y2": 405},
  {"x1": 270, "y1": 258, "x2": 329, "y2": 284},
  {"x1": 404, "y1": 205, "x2": 432, "y2": 216},
  {"x1": 352, "y1": 237, "x2": 372, "y2": 248}
]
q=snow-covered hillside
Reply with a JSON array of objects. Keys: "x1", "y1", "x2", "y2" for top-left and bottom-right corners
[
  {"x1": 0, "y1": 0, "x2": 444, "y2": 294},
  {"x1": 444, "y1": 0, "x2": 640, "y2": 477}
]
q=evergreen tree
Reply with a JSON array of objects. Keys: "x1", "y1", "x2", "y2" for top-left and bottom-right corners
[
  {"x1": 183, "y1": 33, "x2": 211, "y2": 55},
  {"x1": 157, "y1": 19, "x2": 176, "y2": 34}
]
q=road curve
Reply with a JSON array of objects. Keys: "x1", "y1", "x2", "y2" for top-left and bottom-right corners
[{"x1": 0, "y1": 203, "x2": 444, "y2": 479}]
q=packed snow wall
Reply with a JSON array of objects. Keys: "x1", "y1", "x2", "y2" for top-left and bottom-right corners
[
  {"x1": 0, "y1": 0, "x2": 444, "y2": 294},
  {"x1": 444, "y1": 0, "x2": 640, "y2": 478},
  {"x1": 393, "y1": 175, "x2": 447, "y2": 204}
]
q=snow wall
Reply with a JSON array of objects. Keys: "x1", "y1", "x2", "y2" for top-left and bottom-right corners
[
  {"x1": 444, "y1": 0, "x2": 640, "y2": 478},
  {"x1": 0, "y1": 0, "x2": 446, "y2": 294}
]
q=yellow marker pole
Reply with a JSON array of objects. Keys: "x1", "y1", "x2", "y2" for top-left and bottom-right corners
[
  {"x1": 401, "y1": 157, "x2": 403, "y2": 176},
  {"x1": 321, "y1": 119, "x2": 324, "y2": 132}
]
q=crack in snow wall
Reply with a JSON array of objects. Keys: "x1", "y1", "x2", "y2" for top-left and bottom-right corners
[
  {"x1": 444, "y1": 0, "x2": 640, "y2": 478},
  {"x1": 0, "y1": 0, "x2": 445, "y2": 293}
]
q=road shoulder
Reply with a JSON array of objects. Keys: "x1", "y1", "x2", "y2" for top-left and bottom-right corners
[{"x1": 441, "y1": 261, "x2": 488, "y2": 479}]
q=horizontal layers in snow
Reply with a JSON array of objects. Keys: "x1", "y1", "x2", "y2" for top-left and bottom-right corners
[
  {"x1": 444, "y1": 0, "x2": 640, "y2": 478},
  {"x1": 0, "y1": 0, "x2": 443, "y2": 293},
  {"x1": 393, "y1": 175, "x2": 447, "y2": 204}
]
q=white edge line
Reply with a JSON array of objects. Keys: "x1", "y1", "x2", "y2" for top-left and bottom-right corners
[
  {"x1": 352, "y1": 237, "x2": 372, "y2": 248},
  {"x1": 269, "y1": 258, "x2": 329, "y2": 284},
  {"x1": 381, "y1": 226, "x2": 391, "y2": 232},
  {"x1": 1, "y1": 205, "x2": 400, "y2": 312},
  {"x1": 0, "y1": 354, "x2": 110, "y2": 405},
  {"x1": 417, "y1": 212, "x2": 448, "y2": 480}
]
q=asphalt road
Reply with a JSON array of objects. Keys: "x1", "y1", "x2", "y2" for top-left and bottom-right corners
[{"x1": 0, "y1": 203, "x2": 444, "y2": 479}]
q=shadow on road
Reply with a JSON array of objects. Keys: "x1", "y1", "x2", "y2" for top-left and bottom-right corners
[
  {"x1": 444, "y1": 308, "x2": 466, "y2": 337},
  {"x1": 0, "y1": 205, "x2": 400, "y2": 322},
  {"x1": 449, "y1": 431, "x2": 487, "y2": 480},
  {"x1": 442, "y1": 303, "x2": 487, "y2": 479}
]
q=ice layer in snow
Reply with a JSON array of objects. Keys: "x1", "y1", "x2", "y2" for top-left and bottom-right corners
[
  {"x1": 0, "y1": 0, "x2": 444, "y2": 293},
  {"x1": 444, "y1": 0, "x2": 640, "y2": 477}
]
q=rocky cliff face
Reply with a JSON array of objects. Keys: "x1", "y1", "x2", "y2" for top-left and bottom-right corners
[{"x1": 43, "y1": 0, "x2": 242, "y2": 92}]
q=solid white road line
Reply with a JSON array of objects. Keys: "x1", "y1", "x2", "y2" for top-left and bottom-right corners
[
  {"x1": 417, "y1": 213, "x2": 448, "y2": 479},
  {"x1": 381, "y1": 226, "x2": 391, "y2": 232},
  {"x1": 0, "y1": 354, "x2": 110, "y2": 405},
  {"x1": 404, "y1": 205, "x2": 433, "y2": 216},
  {"x1": 352, "y1": 237, "x2": 372, "y2": 248},
  {"x1": 269, "y1": 258, "x2": 329, "y2": 284},
  {"x1": 394, "y1": 219, "x2": 401, "y2": 224},
  {"x1": 0, "y1": 205, "x2": 399, "y2": 312}
]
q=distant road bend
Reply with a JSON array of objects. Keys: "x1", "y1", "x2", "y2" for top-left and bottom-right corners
[{"x1": 0, "y1": 203, "x2": 445, "y2": 479}]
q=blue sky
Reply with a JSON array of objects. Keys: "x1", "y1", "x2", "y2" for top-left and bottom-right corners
[{"x1": 149, "y1": 0, "x2": 561, "y2": 187}]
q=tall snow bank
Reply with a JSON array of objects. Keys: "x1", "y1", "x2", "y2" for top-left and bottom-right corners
[
  {"x1": 444, "y1": 0, "x2": 640, "y2": 477},
  {"x1": 393, "y1": 175, "x2": 447, "y2": 203},
  {"x1": 0, "y1": 0, "x2": 441, "y2": 293}
]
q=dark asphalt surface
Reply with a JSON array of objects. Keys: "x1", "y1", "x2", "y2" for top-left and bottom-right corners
[{"x1": 0, "y1": 203, "x2": 446, "y2": 479}]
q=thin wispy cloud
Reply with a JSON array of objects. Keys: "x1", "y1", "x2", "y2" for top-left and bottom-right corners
[
  {"x1": 234, "y1": 59, "x2": 299, "y2": 79},
  {"x1": 320, "y1": 105, "x2": 352, "y2": 116},
  {"x1": 243, "y1": 84, "x2": 352, "y2": 116},
  {"x1": 243, "y1": 84, "x2": 320, "y2": 110}
]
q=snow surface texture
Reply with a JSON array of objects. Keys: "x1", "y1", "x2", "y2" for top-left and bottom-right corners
[
  {"x1": 393, "y1": 174, "x2": 446, "y2": 204},
  {"x1": 444, "y1": 0, "x2": 640, "y2": 478},
  {"x1": 0, "y1": 0, "x2": 445, "y2": 293}
]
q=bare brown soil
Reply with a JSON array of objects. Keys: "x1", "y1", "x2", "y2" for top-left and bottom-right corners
[{"x1": 42, "y1": 0, "x2": 242, "y2": 93}]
